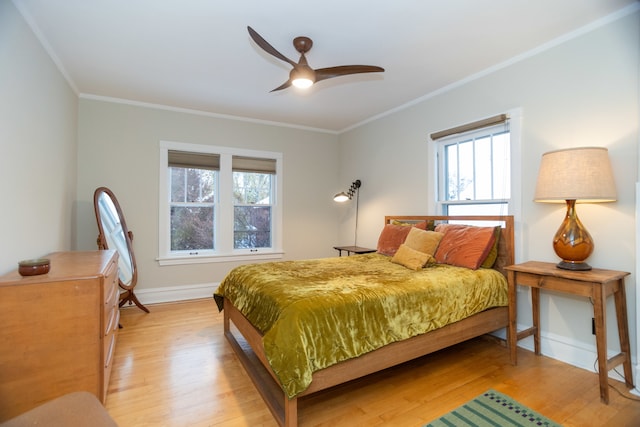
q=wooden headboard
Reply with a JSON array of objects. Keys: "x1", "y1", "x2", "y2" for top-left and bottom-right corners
[{"x1": 384, "y1": 215, "x2": 515, "y2": 276}]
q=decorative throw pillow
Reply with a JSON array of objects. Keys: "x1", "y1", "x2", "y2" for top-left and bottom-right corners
[
  {"x1": 391, "y1": 220, "x2": 429, "y2": 230},
  {"x1": 434, "y1": 224, "x2": 497, "y2": 270},
  {"x1": 376, "y1": 224, "x2": 412, "y2": 256},
  {"x1": 403, "y1": 227, "x2": 444, "y2": 257},
  {"x1": 480, "y1": 226, "x2": 502, "y2": 268},
  {"x1": 391, "y1": 244, "x2": 434, "y2": 270}
]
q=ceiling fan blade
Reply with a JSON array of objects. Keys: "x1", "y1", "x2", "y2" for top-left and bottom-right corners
[
  {"x1": 270, "y1": 80, "x2": 293, "y2": 92},
  {"x1": 247, "y1": 26, "x2": 297, "y2": 67},
  {"x1": 315, "y1": 65, "x2": 384, "y2": 83}
]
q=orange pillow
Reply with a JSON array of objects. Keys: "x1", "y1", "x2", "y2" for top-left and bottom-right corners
[
  {"x1": 376, "y1": 224, "x2": 412, "y2": 256},
  {"x1": 434, "y1": 224, "x2": 497, "y2": 270}
]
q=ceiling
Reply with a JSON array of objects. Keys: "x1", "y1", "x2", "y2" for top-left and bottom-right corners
[{"x1": 14, "y1": 0, "x2": 638, "y2": 133}]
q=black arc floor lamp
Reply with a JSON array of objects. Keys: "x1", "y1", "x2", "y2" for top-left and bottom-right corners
[{"x1": 334, "y1": 180, "x2": 361, "y2": 246}]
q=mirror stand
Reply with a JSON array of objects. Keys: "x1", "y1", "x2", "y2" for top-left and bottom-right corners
[
  {"x1": 120, "y1": 290, "x2": 148, "y2": 311},
  {"x1": 93, "y1": 187, "x2": 149, "y2": 314}
]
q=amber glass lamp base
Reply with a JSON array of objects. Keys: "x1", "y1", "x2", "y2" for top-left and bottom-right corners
[{"x1": 552, "y1": 200, "x2": 594, "y2": 271}]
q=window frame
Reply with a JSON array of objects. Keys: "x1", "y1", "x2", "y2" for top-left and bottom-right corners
[
  {"x1": 437, "y1": 124, "x2": 510, "y2": 215},
  {"x1": 232, "y1": 160, "x2": 276, "y2": 252},
  {"x1": 158, "y1": 140, "x2": 283, "y2": 265},
  {"x1": 429, "y1": 109, "x2": 522, "y2": 223}
]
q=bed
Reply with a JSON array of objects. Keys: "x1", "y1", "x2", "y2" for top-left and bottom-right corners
[{"x1": 214, "y1": 215, "x2": 514, "y2": 427}]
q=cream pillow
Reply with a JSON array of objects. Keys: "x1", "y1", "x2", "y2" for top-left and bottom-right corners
[
  {"x1": 404, "y1": 227, "x2": 444, "y2": 256},
  {"x1": 391, "y1": 244, "x2": 434, "y2": 271}
]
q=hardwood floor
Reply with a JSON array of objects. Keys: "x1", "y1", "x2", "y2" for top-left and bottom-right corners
[{"x1": 105, "y1": 299, "x2": 640, "y2": 426}]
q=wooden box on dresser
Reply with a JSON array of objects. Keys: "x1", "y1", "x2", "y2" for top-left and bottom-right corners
[{"x1": 0, "y1": 250, "x2": 119, "y2": 421}]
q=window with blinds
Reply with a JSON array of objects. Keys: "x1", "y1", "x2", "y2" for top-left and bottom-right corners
[
  {"x1": 158, "y1": 141, "x2": 283, "y2": 264},
  {"x1": 168, "y1": 150, "x2": 218, "y2": 252},
  {"x1": 432, "y1": 114, "x2": 511, "y2": 216},
  {"x1": 232, "y1": 156, "x2": 275, "y2": 250}
]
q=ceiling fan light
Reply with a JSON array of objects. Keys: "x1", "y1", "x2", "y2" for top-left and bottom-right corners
[
  {"x1": 292, "y1": 77, "x2": 314, "y2": 89},
  {"x1": 290, "y1": 66, "x2": 315, "y2": 89}
]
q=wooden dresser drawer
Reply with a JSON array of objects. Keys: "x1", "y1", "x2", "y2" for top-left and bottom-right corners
[
  {"x1": 104, "y1": 325, "x2": 117, "y2": 369},
  {"x1": 103, "y1": 307, "x2": 119, "y2": 399},
  {"x1": 104, "y1": 291, "x2": 118, "y2": 334},
  {"x1": 103, "y1": 258, "x2": 118, "y2": 302},
  {"x1": 102, "y1": 260, "x2": 119, "y2": 401},
  {"x1": 0, "y1": 250, "x2": 119, "y2": 421}
]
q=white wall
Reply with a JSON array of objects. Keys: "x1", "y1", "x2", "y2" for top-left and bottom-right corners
[
  {"x1": 0, "y1": 0, "x2": 78, "y2": 274},
  {"x1": 75, "y1": 99, "x2": 341, "y2": 297},
  {"x1": 339, "y1": 11, "x2": 639, "y2": 379}
]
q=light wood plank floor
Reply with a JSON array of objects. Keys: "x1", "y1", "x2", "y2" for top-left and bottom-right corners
[{"x1": 106, "y1": 299, "x2": 640, "y2": 426}]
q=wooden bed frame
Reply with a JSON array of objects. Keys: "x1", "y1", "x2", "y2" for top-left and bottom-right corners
[{"x1": 222, "y1": 215, "x2": 515, "y2": 427}]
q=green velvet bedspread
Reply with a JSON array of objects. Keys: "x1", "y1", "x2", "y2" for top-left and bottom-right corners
[{"x1": 214, "y1": 253, "x2": 507, "y2": 398}]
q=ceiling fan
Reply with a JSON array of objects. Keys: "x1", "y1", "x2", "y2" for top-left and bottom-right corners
[{"x1": 247, "y1": 26, "x2": 384, "y2": 92}]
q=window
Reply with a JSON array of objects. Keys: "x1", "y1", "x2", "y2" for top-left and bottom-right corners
[
  {"x1": 433, "y1": 115, "x2": 513, "y2": 216},
  {"x1": 159, "y1": 141, "x2": 283, "y2": 265},
  {"x1": 232, "y1": 156, "x2": 276, "y2": 250},
  {"x1": 168, "y1": 151, "x2": 218, "y2": 252}
]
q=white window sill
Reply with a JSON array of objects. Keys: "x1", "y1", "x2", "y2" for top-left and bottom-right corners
[{"x1": 157, "y1": 251, "x2": 284, "y2": 266}]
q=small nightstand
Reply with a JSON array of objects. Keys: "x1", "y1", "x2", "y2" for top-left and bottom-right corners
[
  {"x1": 505, "y1": 261, "x2": 633, "y2": 404},
  {"x1": 333, "y1": 246, "x2": 376, "y2": 256}
]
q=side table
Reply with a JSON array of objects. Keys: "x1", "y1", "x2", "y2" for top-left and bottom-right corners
[
  {"x1": 505, "y1": 261, "x2": 633, "y2": 404},
  {"x1": 333, "y1": 246, "x2": 376, "y2": 256}
]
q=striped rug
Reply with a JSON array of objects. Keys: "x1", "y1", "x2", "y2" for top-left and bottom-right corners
[{"x1": 425, "y1": 389, "x2": 562, "y2": 427}]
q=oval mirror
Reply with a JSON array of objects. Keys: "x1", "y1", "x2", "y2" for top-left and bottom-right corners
[{"x1": 93, "y1": 187, "x2": 149, "y2": 313}]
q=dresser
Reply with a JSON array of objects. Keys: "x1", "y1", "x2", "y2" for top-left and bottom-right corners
[{"x1": 0, "y1": 251, "x2": 119, "y2": 421}]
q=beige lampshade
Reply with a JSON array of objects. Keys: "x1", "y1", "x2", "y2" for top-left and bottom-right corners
[{"x1": 534, "y1": 147, "x2": 617, "y2": 203}]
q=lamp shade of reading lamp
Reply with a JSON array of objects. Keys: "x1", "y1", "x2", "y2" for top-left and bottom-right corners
[
  {"x1": 334, "y1": 180, "x2": 362, "y2": 246},
  {"x1": 333, "y1": 192, "x2": 350, "y2": 202},
  {"x1": 333, "y1": 180, "x2": 361, "y2": 203},
  {"x1": 534, "y1": 147, "x2": 616, "y2": 271}
]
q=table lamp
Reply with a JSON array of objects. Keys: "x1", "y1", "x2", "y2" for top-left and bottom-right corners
[{"x1": 533, "y1": 147, "x2": 616, "y2": 271}]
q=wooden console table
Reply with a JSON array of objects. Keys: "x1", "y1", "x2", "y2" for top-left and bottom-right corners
[{"x1": 505, "y1": 261, "x2": 633, "y2": 404}]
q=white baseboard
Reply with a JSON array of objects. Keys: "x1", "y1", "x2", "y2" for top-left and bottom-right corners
[
  {"x1": 633, "y1": 364, "x2": 640, "y2": 396},
  {"x1": 493, "y1": 324, "x2": 637, "y2": 384},
  {"x1": 122, "y1": 282, "x2": 220, "y2": 307}
]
